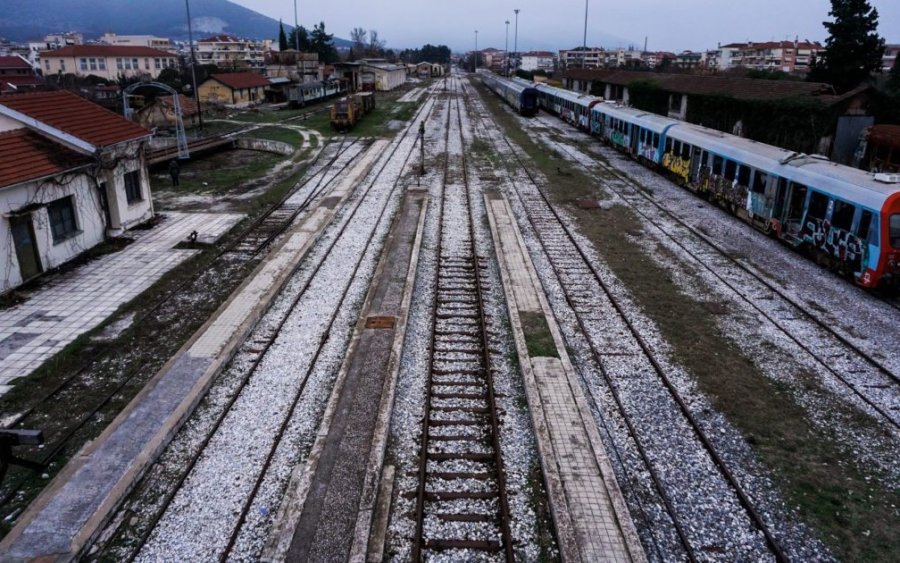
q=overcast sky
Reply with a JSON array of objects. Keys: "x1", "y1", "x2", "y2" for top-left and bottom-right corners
[{"x1": 229, "y1": 0, "x2": 900, "y2": 53}]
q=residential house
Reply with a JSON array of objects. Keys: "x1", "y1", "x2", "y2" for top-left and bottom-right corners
[
  {"x1": 196, "y1": 34, "x2": 271, "y2": 72},
  {"x1": 479, "y1": 48, "x2": 506, "y2": 73},
  {"x1": 0, "y1": 90, "x2": 154, "y2": 293},
  {"x1": 559, "y1": 47, "x2": 607, "y2": 69},
  {"x1": 673, "y1": 51, "x2": 705, "y2": 70},
  {"x1": 135, "y1": 94, "x2": 200, "y2": 131},
  {"x1": 40, "y1": 45, "x2": 178, "y2": 80},
  {"x1": 0, "y1": 56, "x2": 42, "y2": 94},
  {"x1": 884, "y1": 44, "x2": 899, "y2": 72},
  {"x1": 707, "y1": 40, "x2": 824, "y2": 73},
  {"x1": 198, "y1": 72, "x2": 269, "y2": 106},
  {"x1": 520, "y1": 51, "x2": 555, "y2": 73},
  {"x1": 99, "y1": 33, "x2": 175, "y2": 53}
]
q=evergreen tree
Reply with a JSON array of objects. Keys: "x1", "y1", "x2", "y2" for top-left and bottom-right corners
[
  {"x1": 288, "y1": 26, "x2": 311, "y2": 52},
  {"x1": 887, "y1": 54, "x2": 900, "y2": 95},
  {"x1": 310, "y1": 22, "x2": 338, "y2": 63},
  {"x1": 278, "y1": 20, "x2": 288, "y2": 51},
  {"x1": 808, "y1": 0, "x2": 885, "y2": 92}
]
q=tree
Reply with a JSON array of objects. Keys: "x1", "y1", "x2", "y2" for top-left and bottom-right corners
[
  {"x1": 310, "y1": 22, "x2": 338, "y2": 63},
  {"x1": 288, "y1": 26, "x2": 310, "y2": 52},
  {"x1": 278, "y1": 20, "x2": 288, "y2": 51},
  {"x1": 350, "y1": 27, "x2": 367, "y2": 53},
  {"x1": 808, "y1": 0, "x2": 885, "y2": 92},
  {"x1": 367, "y1": 30, "x2": 386, "y2": 57},
  {"x1": 887, "y1": 54, "x2": 900, "y2": 94}
]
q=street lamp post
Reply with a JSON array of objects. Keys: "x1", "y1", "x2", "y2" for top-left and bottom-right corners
[
  {"x1": 582, "y1": 0, "x2": 589, "y2": 68},
  {"x1": 185, "y1": 0, "x2": 203, "y2": 132},
  {"x1": 505, "y1": 20, "x2": 510, "y2": 76},
  {"x1": 513, "y1": 9, "x2": 520, "y2": 73},
  {"x1": 294, "y1": 0, "x2": 300, "y2": 51},
  {"x1": 474, "y1": 30, "x2": 478, "y2": 73}
]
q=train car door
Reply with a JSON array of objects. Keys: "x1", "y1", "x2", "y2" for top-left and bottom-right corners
[{"x1": 10, "y1": 214, "x2": 42, "y2": 282}]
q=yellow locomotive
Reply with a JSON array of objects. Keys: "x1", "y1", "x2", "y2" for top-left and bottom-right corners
[{"x1": 330, "y1": 92, "x2": 376, "y2": 131}]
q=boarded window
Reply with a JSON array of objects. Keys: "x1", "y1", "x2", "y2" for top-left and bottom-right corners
[{"x1": 48, "y1": 196, "x2": 78, "y2": 243}]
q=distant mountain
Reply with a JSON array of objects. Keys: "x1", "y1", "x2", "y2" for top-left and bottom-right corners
[{"x1": 0, "y1": 0, "x2": 350, "y2": 46}]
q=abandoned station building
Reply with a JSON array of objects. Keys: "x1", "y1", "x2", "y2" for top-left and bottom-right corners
[{"x1": 0, "y1": 90, "x2": 153, "y2": 293}]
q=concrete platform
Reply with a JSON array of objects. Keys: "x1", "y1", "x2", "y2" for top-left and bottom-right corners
[
  {"x1": 0, "y1": 212, "x2": 241, "y2": 392},
  {"x1": 0, "y1": 141, "x2": 387, "y2": 562},
  {"x1": 484, "y1": 192, "x2": 646, "y2": 563},
  {"x1": 263, "y1": 189, "x2": 428, "y2": 562}
]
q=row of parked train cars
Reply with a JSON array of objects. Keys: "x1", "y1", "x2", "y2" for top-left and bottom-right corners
[{"x1": 480, "y1": 71, "x2": 900, "y2": 289}]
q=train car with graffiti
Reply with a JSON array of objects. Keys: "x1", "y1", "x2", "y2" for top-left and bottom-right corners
[
  {"x1": 287, "y1": 79, "x2": 346, "y2": 108},
  {"x1": 480, "y1": 71, "x2": 539, "y2": 116},
  {"x1": 533, "y1": 83, "x2": 601, "y2": 130},
  {"x1": 507, "y1": 79, "x2": 900, "y2": 289}
]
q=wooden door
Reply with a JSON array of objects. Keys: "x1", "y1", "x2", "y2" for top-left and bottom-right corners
[{"x1": 10, "y1": 215, "x2": 42, "y2": 281}]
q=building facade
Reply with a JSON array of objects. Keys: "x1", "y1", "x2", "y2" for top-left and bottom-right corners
[
  {"x1": 884, "y1": 44, "x2": 899, "y2": 72},
  {"x1": 40, "y1": 45, "x2": 177, "y2": 80},
  {"x1": 358, "y1": 60, "x2": 406, "y2": 91},
  {"x1": 708, "y1": 40, "x2": 824, "y2": 73},
  {"x1": 99, "y1": 33, "x2": 175, "y2": 52},
  {"x1": 198, "y1": 72, "x2": 269, "y2": 106},
  {"x1": 520, "y1": 51, "x2": 556, "y2": 73},
  {"x1": 196, "y1": 34, "x2": 271, "y2": 71},
  {"x1": 0, "y1": 90, "x2": 154, "y2": 293},
  {"x1": 0, "y1": 56, "x2": 41, "y2": 94},
  {"x1": 559, "y1": 47, "x2": 607, "y2": 69}
]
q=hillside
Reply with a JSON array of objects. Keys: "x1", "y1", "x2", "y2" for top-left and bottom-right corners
[{"x1": 0, "y1": 0, "x2": 349, "y2": 45}]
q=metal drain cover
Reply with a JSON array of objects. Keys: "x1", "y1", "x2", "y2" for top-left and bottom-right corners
[{"x1": 365, "y1": 316, "x2": 397, "y2": 329}]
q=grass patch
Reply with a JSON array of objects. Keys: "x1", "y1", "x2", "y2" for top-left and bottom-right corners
[
  {"x1": 519, "y1": 311, "x2": 559, "y2": 359},
  {"x1": 477, "y1": 80, "x2": 899, "y2": 561},
  {"x1": 152, "y1": 149, "x2": 283, "y2": 201}
]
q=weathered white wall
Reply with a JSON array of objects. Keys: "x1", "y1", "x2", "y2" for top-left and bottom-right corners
[
  {"x1": 0, "y1": 172, "x2": 106, "y2": 293},
  {"x1": 101, "y1": 143, "x2": 154, "y2": 234}
]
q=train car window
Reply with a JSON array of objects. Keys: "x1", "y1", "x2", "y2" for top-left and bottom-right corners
[
  {"x1": 701, "y1": 151, "x2": 709, "y2": 166},
  {"x1": 737, "y1": 166, "x2": 751, "y2": 186},
  {"x1": 673, "y1": 140, "x2": 682, "y2": 155},
  {"x1": 890, "y1": 215, "x2": 900, "y2": 248},
  {"x1": 752, "y1": 171, "x2": 768, "y2": 193},
  {"x1": 666, "y1": 138, "x2": 673, "y2": 152},
  {"x1": 680, "y1": 142, "x2": 692, "y2": 159},
  {"x1": 713, "y1": 155, "x2": 724, "y2": 174},
  {"x1": 857, "y1": 210, "x2": 873, "y2": 240},
  {"x1": 831, "y1": 200, "x2": 855, "y2": 231},
  {"x1": 724, "y1": 159, "x2": 737, "y2": 181},
  {"x1": 653, "y1": 133, "x2": 660, "y2": 147},
  {"x1": 807, "y1": 191, "x2": 829, "y2": 219}
]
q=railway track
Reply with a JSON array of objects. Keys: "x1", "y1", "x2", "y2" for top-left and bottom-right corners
[
  {"x1": 528, "y1": 113, "x2": 900, "y2": 429},
  {"x1": 0, "y1": 137, "x2": 364, "y2": 526},
  {"x1": 465, "y1": 78, "x2": 789, "y2": 561},
  {"x1": 91, "y1": 87, "x2": 442, "y2": 561},
  {"x1": 411, "y1": 76, "x2": 514, "y2": 561}
]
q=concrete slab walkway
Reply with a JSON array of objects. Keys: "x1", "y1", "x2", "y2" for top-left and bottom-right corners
[
  {"x1": 0, "y1": 212, "x2": 242, "y2": 392},
  {"x1": 484, "y1": 192, "x2": 646, "y2": 563}
]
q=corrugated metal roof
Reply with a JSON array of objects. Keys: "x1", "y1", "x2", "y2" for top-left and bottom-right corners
[
  {"x1": 0, "y1": 90, "x2": 151, "y2": 147},
  {"x1": 209, "y1": 72, "x2": 270, "y2": 90},
  {"x1": 0, "y1": 128, "x2": 91, "y2": 189}
]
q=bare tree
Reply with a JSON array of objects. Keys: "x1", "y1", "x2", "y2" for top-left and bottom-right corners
[
  {"x1": 350, "y1": 27, "x2": 367, "y2": 54},
  {"x1": 367, "y1": 30, "x2": 386, "y2": 57}
]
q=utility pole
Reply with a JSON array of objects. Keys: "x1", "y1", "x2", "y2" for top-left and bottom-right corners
[
  {"x1": 293, "y1": 0, "x2": 300, "y2": 51},
  {"x1": 418, "y1": 120, "x2": 425, "y2": 180},
  {"x1": 513, "y1": 9, "x2": 520, "y2": 73},
  {"x1": 505, "y1": 21, "x2": 510, "y2": 76},
  {"x1": 474, "y1": 30, "x2": 478, "y2": 73},
  {"x1": 582, "y1": 0, "x2": 589, "y2": 68},
  {"x1": 185, "y1": 0, "x2": 203, "y2": 133}
]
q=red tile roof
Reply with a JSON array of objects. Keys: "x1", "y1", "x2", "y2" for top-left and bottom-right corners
[
  {"x1": 0, "y1": 56, "x2": 32, "y2": 70},
  {"x1": 0, "y1": 128, "x2": 91, "y2": 189},
  {"x1": 209, "y1": 72, "x2": 269, "y2": 90},
  {"x1": 562, "y1": 69, "x2": 834, "y2": 101},
  {"x1": 40, "y1": 45, "x2": 174, "y2": 58},
  {"x1": 0, "y1": 90, "x2": 151, "y2": 147},
  {"x1": 155, "y1": 94, "x2": 200, "y2": 116}
]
